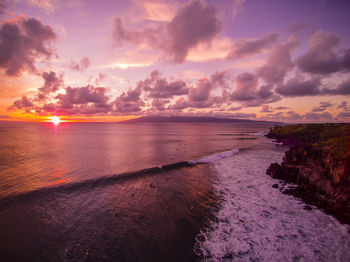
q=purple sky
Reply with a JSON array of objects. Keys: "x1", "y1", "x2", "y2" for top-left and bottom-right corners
[{"x1": 0, "y1": 0, "x2": 349, "y2": 122}]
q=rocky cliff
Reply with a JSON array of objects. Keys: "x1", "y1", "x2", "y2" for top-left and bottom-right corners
[{"x1": 266, "y1": 123, "x2": 350, "y2": 224}]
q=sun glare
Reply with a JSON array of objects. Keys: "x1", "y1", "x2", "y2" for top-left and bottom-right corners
[{"x1": 52, "y1": 116, "x2": 60, "y2": 125}]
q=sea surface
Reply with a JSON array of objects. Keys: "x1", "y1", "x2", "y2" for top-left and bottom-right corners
[{"x1": 0, "y1": 122, "x2": 349, "y2": 261}]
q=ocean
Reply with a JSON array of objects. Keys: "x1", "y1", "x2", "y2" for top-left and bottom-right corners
[{"x1": 0, "y1": 122, "x2": 349, "y2": 261}]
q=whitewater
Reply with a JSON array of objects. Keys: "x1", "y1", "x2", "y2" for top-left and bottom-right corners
[{"x1": 194, "y1": 141, "x2": 350, "y2": 262}]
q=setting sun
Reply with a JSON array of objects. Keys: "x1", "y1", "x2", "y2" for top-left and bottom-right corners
[{"x1": 51, "y1": 116, "x2": 60, "y2": 125}]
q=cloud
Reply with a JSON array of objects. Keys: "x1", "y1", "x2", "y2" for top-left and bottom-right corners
[
  {"x1": 210, "y1": 70, "x2": 231, "y2": 89},
  {"x1": 227, "y1": 32, "x2": 279, "y2": 60},
  {"x1": 188, "y1": 78, "x2": 211, "y2": 102},
  {"x1": 140, "y1": 70, "x2": 188, "y2": 99},
  {"x1": 0, "y1": 0, "x2": 6, "y2": 16},
  {"x1": 0, "y1": 17, "x2": 56, "y2": 76},
  {"x1": 132, "y1": 0, "x2": 178, "y2": 22},
  {"x1": 113, "y1": 18, "x2": 162, "y2": 47},
  {"x1": 69, "y1": 57, "x2": 91, "y2": 72},
  {"x1": 26, "y1": 0, "x2": 81, "y2": 13},
  {"x1": 95, "y1": 73, "x2": 107, "y2": 85},
  {"x1": 166, "y1": 73, "x2": 230, "y2": 110},
  {"x1": 311, "y1": 101, "x2": 332, "y2": 112},
  {"x1": 231, "y1": 72, "x2": 258, "y2": 101},
  {"x1": 187, "y1": 37, "x2": 233, "y2": 62},
  {"x1": 260, "y1": 104, "x2": 273, "y2": 113},
  {"x1": 9, "y1": 96, "x2": 34, "y2": 111},
  {"x1": 150, "y1": 98, "x2": 169, "y2": 111},
  {"x1": 285, "y1": 111, "x2": 303, "y2": 120},
  {"x1": 113, "y1": 0, "x2": 222, "y2": 63},
  {"x1": 297, "y1": 31, "x2": 350, "y2": 74},
  {"x1": 275, "y1": 75, "x2": 321, "y2": 97},
  {"x1": 167, "y1": 96, "x2": 189, "y2": 110},
  {"x1": 43, "y1": 85, "x2": 113, "y2": 115},
  {"x1": 10, "y1": 82, "x2": 114, "y2": 116},
  {"x1": 337, "y1": 101, "x2": 348, "y2": 110},
  {"x1": 229, "y1": 0, "x2": 246, "y2": 17},
  {"x1": 274, "y1": 106, "x2": 288, "y2": 110},
  {"x1": 322, "y1": 78, "x2": 350, "y2": 95},
  {"x1": 304, "y1": 112, "x2": 333, "y2": 120},
  {"x1": 113, "y1": 87, "x2": 144, "y2": 114},
  {"x1": 230, "y1": 72, "x2": 280, "y2": 106},
  {"x1": 338, "y1": 111, "x2": 350, "y2": 118},
  {"x1": 37, "y1": 71, "x2": 63, "y2": 99},
  {"x1": 166, "y1": 0, "x2": 221, "y2": 63},
  {"x1": 56, "y1": 85, "x2": 109, "y2": 106},
  {"x1": 287, "y1": 22, "x2": 310, "y2": 34},
  {"x1": 258, "y1": 36, "x2": 299, "y2": 84}
]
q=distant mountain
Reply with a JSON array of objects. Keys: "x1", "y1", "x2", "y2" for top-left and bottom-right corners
[{"x1": 122, "y1": 116, "x2": 280, "y2": 124}]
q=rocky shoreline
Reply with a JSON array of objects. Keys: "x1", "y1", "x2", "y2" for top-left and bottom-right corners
[{"x1": 266, "y1": 124, "x2": 350, "y2": 224}]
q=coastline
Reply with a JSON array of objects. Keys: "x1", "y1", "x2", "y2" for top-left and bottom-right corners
[{"x1": 266, "y1": 123, "x2": 350, "y2": 224}]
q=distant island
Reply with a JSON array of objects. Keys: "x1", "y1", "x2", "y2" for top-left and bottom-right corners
[
  {"x1": 266, "y1": 123, "x2": 350, "y2": 224},
  {"x1": 122, "y1": 115, "x2": 280, "y2": 124}
]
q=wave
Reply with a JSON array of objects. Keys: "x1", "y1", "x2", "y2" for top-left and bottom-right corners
[
  {"x1": 189, "y1": 149, "x2": 239, "y2": 164},
  {"x1": 0, "y1": 149, "x2": 241, "y2": 209}
]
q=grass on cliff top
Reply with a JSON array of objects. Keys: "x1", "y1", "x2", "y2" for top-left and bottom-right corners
[{"x1": 267, "y1": 123, "x2": 349, "y2": 160}]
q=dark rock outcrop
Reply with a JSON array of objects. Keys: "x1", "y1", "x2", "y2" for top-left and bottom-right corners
[{"x1": 266, "y1": 124, "x2": 350, "y2": 224}]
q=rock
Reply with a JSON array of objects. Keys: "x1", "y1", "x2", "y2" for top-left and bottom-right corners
[
  {"x1": 304, "y1": 205, "x2": 312, "y2": 211},
  {"x1": 267, "y1": 163, "x2": 283, "y2": 179},
  {"x1": 266, "y1": 124, "x2": 350, "y2": 225}
]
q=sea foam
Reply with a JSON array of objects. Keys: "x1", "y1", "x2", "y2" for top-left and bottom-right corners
[{"x1": 194, "y1": 142, "x2": 350, "y2": 261}]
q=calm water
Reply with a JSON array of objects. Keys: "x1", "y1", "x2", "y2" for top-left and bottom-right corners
[{"x1": 0, "y1": 122, "x2": 349, "y2": 261}]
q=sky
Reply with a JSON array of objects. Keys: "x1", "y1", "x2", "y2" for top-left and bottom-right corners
[{"x1": 0, "y1": 0, "x2": 349, "y2": 122}]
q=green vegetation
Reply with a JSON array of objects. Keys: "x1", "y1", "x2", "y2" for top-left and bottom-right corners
[{"x1": 267, "y1": 123, "x2": 349, "y2": 160}]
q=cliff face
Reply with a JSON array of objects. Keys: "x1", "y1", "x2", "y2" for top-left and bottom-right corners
[{"x1": 266, "y1": 124, "x2": 350, "y2": 224}]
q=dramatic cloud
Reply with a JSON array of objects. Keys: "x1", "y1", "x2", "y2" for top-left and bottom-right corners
[
  {"x1": 188, "y1": 78, "x2": 211, "y2": 102},
  {"x1": 37, "y1": 71, "x2": 63, "y2": 100},
  {"x1": 113, "y1": 18, "x2": 162, "y2": 47},
  {"x1": 56, "y1": 85, "x2": 109, "y2": 106},
  {"x1": 231, "y1": 72, "x2": 258, "y2": 101},
  {"x1": 69, "y1": 57, "x2": 91, "y2": 72},
  {"x1": 10, "y1": 82, "x2": 114, "y2": 116},
  {"x1": 227, "y1": 32, "x2": 279, "y2": 60},
  {"x1": 38, "y1": 85, "x2": 113, "y2": 115},
  {"x1": 140, "y1": 70, "x2": 188, "y2": 99},
  {"x1": 312, "y1": 101, "x2": 332, "y2": 112},
  {"x1": 210, "y1": 71, "x2": 230, "y2": 89},
  {"x1": 0, "y1": 17, "x2": 56, "y2": 76},
  {"x1": 297, "y1": 31, "x2": 350, "y2": 74},
  {"x1": 113, "y1": 0, "x2": 221, "y2": 63},
  {"x1": 151, "y1": 98, "x2": 169, "y2": 111},
  {"x1": 230, "y1": 72, "x2": 280, "y2": 106},
  {"x1": 258, "y1": 36, "x2": 299, "y2": 84},
  {"x1": 166, "y1": 0, "x2": 221, "y2": 63},
  {"x1": 113, "y1": 87, "x2": 144, "y2": 114},
  {"x1": 322, "y1": 78, "x2": 350, "y2": 95},
  {"x1": 276, "y1": 76, "x2": 321, "y2": 97},
  {"x1": 9, "y1": 96, "x2": 34, "y2": 111}
]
